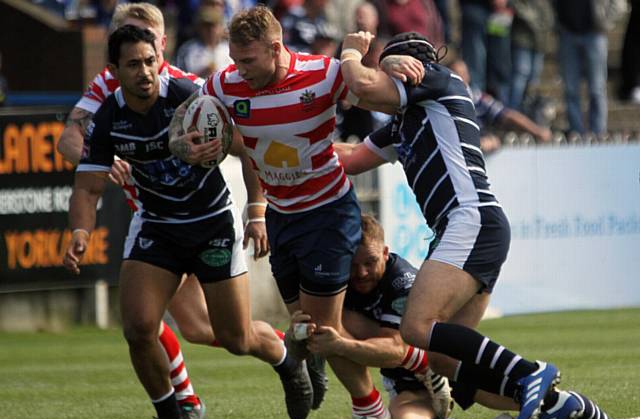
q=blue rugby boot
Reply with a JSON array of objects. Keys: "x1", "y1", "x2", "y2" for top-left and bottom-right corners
[
  {"x1": 540, "y1": 391, "x2": 583, "y2": 419},
  {"x1": 516, "y1": 361, "x2": 561, "y2": 419}
]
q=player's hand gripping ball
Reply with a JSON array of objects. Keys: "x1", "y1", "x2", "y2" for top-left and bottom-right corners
[{"x1": 182, "y1": 95, "x2": 233, "y2": 168}]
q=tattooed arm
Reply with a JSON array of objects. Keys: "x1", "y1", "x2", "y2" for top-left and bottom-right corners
[
  {"x1": 58, "y1": 107, "x2": 94, "y2": 165},
  {"x1": 168, "y1": 91, "x2": 222, "y2": 165}
]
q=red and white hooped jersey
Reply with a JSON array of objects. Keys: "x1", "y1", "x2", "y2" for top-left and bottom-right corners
[
  {"x1": 201, "y1": 51, "x2": 351, "y2": 214},
  {"x1": 76, "y1": 61, "x2": 202, "y2": 114},
  {"x1": 75, "y1": 62, "x2": 201, "y2": 212}
]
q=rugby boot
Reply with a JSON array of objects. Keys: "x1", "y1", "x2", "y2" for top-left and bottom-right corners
[
  {"x1": 416, "y1": 368, "x2": 453, "y2": 419},
  {"x1": 516, "y1": 361, "x2": 561, "y2": 419},
  {"x1": 306, "y1": 353, "x2": 329, "y2": 410},
  {"x1": 180, "y1": 398, "x2": 206, "y2": 419},
  {"x1": 279, "y1": 359, "x2": 313, "y2": 419}
]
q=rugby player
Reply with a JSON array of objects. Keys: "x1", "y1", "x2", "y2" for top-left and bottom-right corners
[
  {"x1": 62, "y1": 25, "x2": 308, "y2": 419},
  {"x1": 56, "y1": 4, "x2": 278, "y2": 418},
  {"x1": 295, "y1": 214, "x2": 454, "y2": 419},
  {"x1": 168, "y1": 6, "x2": 423, "y2": 419},
  {"x1": 334, "y1": 30, "x2": 612, "y2": 419}
]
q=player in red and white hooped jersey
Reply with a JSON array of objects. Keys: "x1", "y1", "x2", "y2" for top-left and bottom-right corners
[
  {"x1": 168, "y1": 7, "x2": 421, "y2": 419},
  {"x1": 201, "y1": 52, "x2": 351, "y2": 213}
]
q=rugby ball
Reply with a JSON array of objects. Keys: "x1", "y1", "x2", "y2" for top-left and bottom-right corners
[{"x1": 182, "y1": 95, "x2": 233, "y2": 168}]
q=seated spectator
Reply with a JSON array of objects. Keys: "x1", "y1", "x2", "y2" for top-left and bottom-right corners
[
  {"x1": 175, "y1": 6, "x2": 231, "y2": 77},
  {"x1": 449, "y1": 59, "x2": 552, "y2": 153},
  {"x1": 280, "y1": 0, "x2": 340, "y2": 55}
]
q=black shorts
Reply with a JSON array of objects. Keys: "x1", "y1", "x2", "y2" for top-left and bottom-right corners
[
  {"x1": 123, "y1": 207, "x2": 247, "y2": 283},
  {"x1": 428, "y1": 205, "x2": 510, "y2": 292},
  {"x1": 266, "y1": 189, "x2": 362, "y2": 304}
]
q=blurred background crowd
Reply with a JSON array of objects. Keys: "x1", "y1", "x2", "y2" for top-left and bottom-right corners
[{"x1": 3, "y1": 0, "x2": 640, "y2": 152}]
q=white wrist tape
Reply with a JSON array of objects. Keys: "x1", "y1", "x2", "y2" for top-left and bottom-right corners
[
  {"x1": 341, "y1": 48, "x2": 363, "y2": 62},
  {"x1": 293, "y1": 323, "x2": 310, "y2": 341}
]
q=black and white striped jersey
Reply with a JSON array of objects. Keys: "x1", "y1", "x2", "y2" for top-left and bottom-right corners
[
  {"x1": 365, "y1": 63, "x2": 500, "y2": 229},
  {"x1": 77, "y1": 74, "x2": 232, "y2": 223}
]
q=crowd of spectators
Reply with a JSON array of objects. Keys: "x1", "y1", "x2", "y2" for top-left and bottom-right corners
[{"x1": 22, "y1": 0, "x2": 640, "y2": 149}]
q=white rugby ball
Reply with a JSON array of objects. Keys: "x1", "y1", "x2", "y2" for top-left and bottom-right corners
[{"x1": 182, "y1": 95, "x2": 233, "y2": 168}]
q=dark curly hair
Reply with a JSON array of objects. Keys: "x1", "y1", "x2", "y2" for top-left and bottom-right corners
[{"x1": 379, "y1": 32, "x2": 438, "y2": 65}]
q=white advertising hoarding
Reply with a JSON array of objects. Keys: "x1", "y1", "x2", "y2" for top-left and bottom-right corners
[{"x1": 379, "y1": 145, "x2": 640, "y2": 315}]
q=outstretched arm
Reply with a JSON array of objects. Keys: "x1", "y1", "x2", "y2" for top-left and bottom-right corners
[
  {"x1": 500, "y1": 109, "x2": 552, "y2": 142},
  {"x1": 334, "y1": 142, "x2": 387, "y2": 175},
  {"x1": 306, "y1": 310, "x2": 407, "y2": 368}
]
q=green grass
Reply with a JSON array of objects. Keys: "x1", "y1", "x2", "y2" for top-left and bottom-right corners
[{"x1": 0, "y1": 308, "x2": 639, "y2": 419}]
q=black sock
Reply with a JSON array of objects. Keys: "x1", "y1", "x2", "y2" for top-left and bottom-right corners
[
  {"x1": 456, "y1": 361, "x2": 520, "y2": 398},
  {"x1": 428, "y1": 322, "x2": 538, "y2": 381},
  {"x1": 541, "y1": 390, "x2": 560, "y2": 411},
  {"x1": 152, "y1": 391, "x2": 181, "y2": 419},
  {"x1": 273, "y1": 351, "x2": 299, "y2": 378}
]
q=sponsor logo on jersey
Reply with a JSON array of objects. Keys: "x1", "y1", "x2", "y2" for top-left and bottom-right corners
[
  {"x1": 163, "y1": 108, "x2": 176, "y2": 118},
  {"x1": 145, "y1": 140, "x2": 164, "y2": 153},
  {"x1": 391, "y1": 296, "x2": 407, "y2": 315},
  {"x1": 115, "y1": 142, "x2": 136, "y2": 155},
  {"x1": 233, "y1": 99, "x2": 251, "y2": 118},
  {"x1": 264, "y1": 141, "x2": 300, "y2": 168},
  {"x1": 199, "y1": 248, "x2": 231, "y2": 267},
  {"x1": 391, "y1": 273, "x2": 415, "y2": 290},
  {"x1": 113, "y1": 120, "x2": 133, "y2": 131}
]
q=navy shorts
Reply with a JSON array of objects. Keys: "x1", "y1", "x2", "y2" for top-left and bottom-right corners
[
  {"x1": 428, "y1": 205, "x2": 510, "y2": 293},
  {"x1": 266, "y1": 189, "x2": 362, "y2": 304},
  {"x1": 123, "y1": 207, "x2": 247, "y2": 283}
]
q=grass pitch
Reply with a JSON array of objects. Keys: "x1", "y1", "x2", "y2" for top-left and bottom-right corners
[{"x1": 0, "y1": 308, "x2": 638, "y2": 419}]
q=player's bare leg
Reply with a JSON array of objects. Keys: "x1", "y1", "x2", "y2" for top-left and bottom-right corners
[
  {"x1": 295, "y1": 292, "x2": 389, "y2": 419},
  {"x1": 119, "y1": 260, "x2": 182, "y2": 418},
  {"x1": 202, "y1": 272, "x2": 311, "y2": 419},
  {"x1": 201, "y1": 272, "x2": 282, "y2": 360},
  {"x1": 400, "y1": 260, "x2": 479, "y2": 351},
  {"x1": 169, "y1": 274, "x2": 215, "y2": 345}
]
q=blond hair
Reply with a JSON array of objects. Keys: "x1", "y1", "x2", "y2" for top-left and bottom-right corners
[
  {"x1": 110, "y1": 3, "x2": 165, "y2": 34},
  {"x1": 361, "y1": 214, "x2": 385, "y2": 246},
  {"x1": 228, "y1": 5, "x2": 282, "y2": 46}
]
